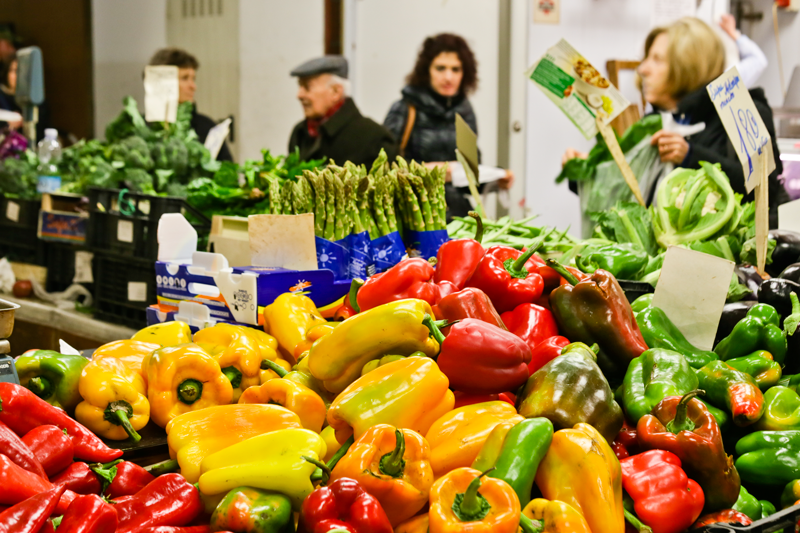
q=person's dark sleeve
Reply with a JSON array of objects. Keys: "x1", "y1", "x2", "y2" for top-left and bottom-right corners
[
  {"x1": 288, "y1": 123, "x2": 301, "y2": 156},
  {"x1": 377, "y1": 127, "x2": 399, "y2": 162},
  {"x1": 383, "y1": 100, "x2": 408, "y2": 141},
  {"x1": 216, "y1": 140, "x2": 233, "y2": 162}
]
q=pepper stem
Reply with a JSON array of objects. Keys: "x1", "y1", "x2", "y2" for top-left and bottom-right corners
[
  {"x1": 144, "y1": 458, "x2": 180, "y2": 476},
  {"x1": 468, "y1": 211, "x2": 483, "y2": 243},
  {"x1": 326, "y1": 434, "x2": 355, "y2": 472},
  {"x1": 304, "y1": 456, "x2": 332, "y2": 485},
  {"x1": 509, "y1": 228, "x2": 555, "y2": 274},
  {"x1": 519, "y1": 514, "x2": 545, "y2": 533},
  {"x1": 666, "y1": 390, "x2": 705, "y2": 435},
  {"x1": 545, "y1": 259, "x2": 580, "y2": 286},
  {"x1": 422, "y1": 314, "x2": 446, "y2": 346},
  {"x1": 349, "y1": 278, "x2": 364, "y2": 314},
  {"x1": 453, "y1": 468, "x2": 495, "y2": 522},
  {"x1": 221, "y1": 366, "x2": 243, "y2": 389},
  {"x1": 624, "y1": 508, "x2": 653, "y2": 533},
  {"x1": 26, "y1": 377, "x2": 53, "y2": 400},
  {"x1": 260, "y1": 358, "x2": 288, "y2": 378},
  {"x1": 379, "y1": 429, "x2": 406, "y2": 478},
  {"x1": 103, "y1": 401, "x2": 141, "y2": 442},
  {"x1": 177, "y1": 379, "x2": 203, "y2": 405}
]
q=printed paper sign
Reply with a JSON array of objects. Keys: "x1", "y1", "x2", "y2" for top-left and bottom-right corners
[
  {"x1": 204, "y1": 118, "x2": 232, "y2": 160},
  {"x1": 144, "y1": 66, "x2": 179, "y2": 123},
  {"x1": 706, "y1": 66, "x2": 775, "y2": 193},
  {"x1": 652, "y1": 247, "x2": 734, "y2": 351},
  {"x1": 528, "y1": 40, "x2": 630, "y2": 139},
  {"x1": 651, "y1": 0, "x2": 696, "y2": 27},
  {"x1": 534, "y1": 0, "x2": 560, "y2": 24}
]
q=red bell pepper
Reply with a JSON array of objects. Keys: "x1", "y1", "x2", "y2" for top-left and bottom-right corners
[
  {"x1": 691, "y1": 510, "x2": 752, "y2": 529},
  {"x1": 426, "y1": 317, "x2": 531, "y2": 395},
  {"x1": 465, "y1": 232, "x2": 551, "y2": 314},
  {"x1": 51, "y1": 462, "x2": 103, "y2": 495},
  {"x1": 114, "y1": 474, "x2": 204, "y2": 533},
  {"x1": 527, "y1": 335, "x2": 570, "y2": 374},
  {"x1": 433, "y1": 287, "x2": 507, "y2": 334},
  {"x1": 0, "y1": 485, "x2": 65, "y2": 533},
  {"x1": 453, "y1": 392, "x2": 500, "y2": 409},
  {"x1": 0, "y1": 454, "x2": 76, "y2": 514},
  {"x1": 611, "y1": 422, "x2": 640, "y2": 460},
  {"x1": 356, "y1": 258, "x2": 437, "y2": 311},
  {"x1": 22, "y1": 425, "x2": 73, "y2": 478},
  {"x1": 0, "y1": 383, "x2": 122, "y2": 463},
  {"x1": 620, "y1": 450, "x2": 705, "y2": 533},
  {"x1": 138, "y1": 528, "x2": 218, "y2": 533},
  {"x1": 501, "y1": 303, "x2": 558, "y2": 352},
  {"x1": 58, "y1": 494, "x2": 118, "y2": 533},
  {"x1": 0, "y1": 419, "x2": 47, "y2": 480},
  {"x1": 105, "y1": 461, "x2": 155, "y2": 498},
  {"x1": 335, "y1": 279, "x2": 364, "y2": 320},
  {"x1": 433, "y1": 212, "x2": 485, "y2": 289},
  {"x1": 300, "y1": 477, "x2": 393, "y2": 533}
]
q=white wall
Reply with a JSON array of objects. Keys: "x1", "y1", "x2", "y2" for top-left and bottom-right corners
[
  {"x1": 237, "y1": 0, "x2": 324, "y2": 161},
  {"x1": 92, "y1": 0, "x2": 167, "y2": 139},
  {"x1": 350, "y1": 0, "x2": 500, "y2": 167},
  {"x1": 746, "y1": 0, "x2": 800, "y2": 106}
]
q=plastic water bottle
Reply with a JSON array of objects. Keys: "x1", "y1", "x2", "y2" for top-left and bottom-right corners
[{"x1": 36, "y1": 128, "x2": 61, "y2": 194}]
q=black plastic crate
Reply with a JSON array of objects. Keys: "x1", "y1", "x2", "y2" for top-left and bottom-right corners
[
  {"x1": 93, "y1": 253, "x2": 156, "y2": 329},
  {"x1": 696, "y1": 502, "x2": 800, "y2": 532},
  {"x1": 86, "y1": 188, "x2": 209, "y2": 261},
  {"x1": 0, "y1": 194, "x2": 45, "y2": 265},
  {"x1": 0, "y1": 194, "x2": 40, "y2": 230},
  {"x1": 45, "y1": 243, "x2": 95, "y2": 293}
]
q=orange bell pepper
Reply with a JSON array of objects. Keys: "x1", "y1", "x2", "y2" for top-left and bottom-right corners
[
  {"x1": 91, "y1": 340, "x2": 160, "y2": 385},
  {"x1": 522, "y1": 498, "x2": 593, "y2": 533},
  {"x1": 330, "y1": 424, "x2": 434, "y2": 526},
  {"x1": 426, "y1": 402, "x2": 523, "y2": 478},
  {"x1": 238, "y1": 379, "x2": 326, "y2": 433},
  {"x1": 429, "y1": 467, "x2": 521, "y2": 533},
  {"x1": 395, "y1": 514, "x2": 429, "y2": 533}
]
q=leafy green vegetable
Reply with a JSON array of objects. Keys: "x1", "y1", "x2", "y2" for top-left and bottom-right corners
[
  {"x1": 105, "y1": 96, "x2": 149, "y2": 143},
  {"x1": 591, "y1": 201, "x2": 658, "y2": 256}
]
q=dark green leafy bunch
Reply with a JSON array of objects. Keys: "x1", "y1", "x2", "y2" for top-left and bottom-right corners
[{"x1": 0, "y1": 150, "x2": 39, "y2": 199}]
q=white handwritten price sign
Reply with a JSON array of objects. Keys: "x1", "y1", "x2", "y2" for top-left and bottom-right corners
[{"x1": 706, "y1": 66, "x2": 774, "y2": 273}]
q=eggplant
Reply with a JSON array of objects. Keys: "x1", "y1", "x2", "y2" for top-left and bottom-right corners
[
  {"x1": 781, "y1": 263, "x2": 800, "y2": 284},
  {"x1": 758, "y1": 278, "x2": 800, "y2": 321},
  {"x1": 715, "y1": 300, "x2": 758, "y2": 347},
  {"x1": 765, "y1": 230, "x2": 800, "y2": 277},
  {"x1": 735, "y1": 264, "x2": 763, "y2": 299},
  {"x1": 770, "y1": 229, "x2": 800, "y2": 244}
]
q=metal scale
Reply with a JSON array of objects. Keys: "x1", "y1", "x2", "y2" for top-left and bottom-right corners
[{"x1": 0, "y1": 299, "x2": 20, "y2": 383}]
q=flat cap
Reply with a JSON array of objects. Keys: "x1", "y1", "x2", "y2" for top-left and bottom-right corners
[{"x1": 290, "y1": 55, "x2": 348, "y2": 79}]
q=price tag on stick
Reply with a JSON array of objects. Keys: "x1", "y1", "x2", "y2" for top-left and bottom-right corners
[
  {"x1": 706, "y1": 66, "x2": 775, "y2": 273},
  {"x1": 595, "y1": 115, "x2": 646, "y2": 206},
  {"x1": 144, "y1": 66, "x2": 179, "y2": 123}
]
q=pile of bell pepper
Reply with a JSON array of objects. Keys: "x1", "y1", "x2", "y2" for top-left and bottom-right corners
[{"x1": 8, "y1": 219, "x2": 800, "y2": 532}]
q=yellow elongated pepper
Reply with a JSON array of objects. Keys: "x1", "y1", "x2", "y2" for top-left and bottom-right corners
[
  {"x1": 131, "y1": 321, "x2": 192, "y2": 347},
  {"x1": 91, "y1": 339, "x2": 160, "y2": 385},
  {"x1": 147, "y1": 343, "x2": 233, "y2": 428},
  {"x1": 238, "y1": 379, "x2": 326, "y2": 433},
  {"x1": 327, "y1": 356, "x2": 454, "y2": 445},
  {"x1": 264, "y1": 293, "x2": 327, "y2": 360},
  {"x1": 535, "y1": 423, "x2": 624, "y2": 533},
  {"x1": 75, "y1": 358, "x2": 149, "y2": 441},
  {"x1": 522, "y1": 499, "x2": 593, "y2": 533},
  {"x1": 166, "y1": 403, "x2": 302, "y2": 483},
  {"x1": 308, "y1": 299, "x2": 440, "y2": 394},
  {"x1": 198, "y1": 427, "x2": 327, "y2": 509}
]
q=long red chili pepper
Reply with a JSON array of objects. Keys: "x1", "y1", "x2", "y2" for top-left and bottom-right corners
[
  {"x1": 0, "y1": 485, "x2": 65, "y2": 533},
  {"x1": 0, "y1": 419, "x2": 48, "y2": 479},
  {"x1": 57, "y1": 494, "x2": 118, "y2": 533},
  {"x1": 114, "y1": 474, "x2": 204, "y2": 533},
  {"x1": 21, "y1": 425, "x2": 73, "y2": 478},
  {"x1": 0, "y1": 454, "x2": 76, "y2": 514}
]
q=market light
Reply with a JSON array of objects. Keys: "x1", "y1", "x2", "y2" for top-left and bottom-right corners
[{"x1": 781, "y1": 153, "x2": 800, "y2": 162}]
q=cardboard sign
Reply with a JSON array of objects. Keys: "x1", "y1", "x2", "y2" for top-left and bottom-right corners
[
  {"x1": 248, "y1": 213, "x2": 317, "y2": 271},
  {"x1": 779, "y1": 198, "x2": 800, "y2": 233},
  {"x1": 528, "y1": 40, "x2": 630, "y2": 139},
  {"x1": 652, "y1": 247, "x2": 734, "y2": 351},
  {"x1": 144, "y1": 66, "x2": 179, "y2": 123},
  {"x1": 204, "y1": 118, "x2": 232, "y2": 160}
]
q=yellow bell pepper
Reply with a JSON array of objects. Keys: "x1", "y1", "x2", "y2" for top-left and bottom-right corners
[
  {"x1": 308, "y1": 299, "x2": 440, "y2": 394},
  {"x1": 395, "y1": 515, "x2": 430, "y2": 533},
  {"x1": 131, "y1": 321, "x2": 192, "y2": 347},
  {"x1": 147, "y1": 343, "x2": 233, "y2": 428},
  {"x1": 194, "y1": 323, "x2": 282, "y2": 402},
  {"x1": 263, "y1": 293, "x2": 327, "y2": 361},
  {"x1": 74, "y1": 358, "x2": 149, "y2": 441},
  {"x1": 327, "y1": 356, "x2": 454, "y2": 445},
  {"x1": 198, "y1": 427, "x2": 326, "y2": 509},
  {"x1": 535, "y1": 423, "x2": 624, "y2": 533},
  {"x1": 294, "y1": 323, "x2": 336, "y2": 360},
  {"x1": 429, "y1": 467, "x2": 521, "y2": 533},
  {"x1": 426, "y1": 402, "x2": 523, "y2": 478},
  {"x1": 166, "y1": 403, "x2": 302, "y2": 483},
  {"x1": 521, "y1": 499, "x2": 593, "y2": 533},
  {"x1": 320, "y1": 425, "x2": 340, "y2": 463},
  {"x1": 238, "y1": 379, "x2": 326, "y2": 433},
  {"x1": 91, "y1": 339, "x2": 160, "y2": 384},
  {"x1": 260, "y1": 358, "x2": 292, "y2": 384}
]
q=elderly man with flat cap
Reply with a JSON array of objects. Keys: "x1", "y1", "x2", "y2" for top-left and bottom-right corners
[{"x1": 288, "y1": 55, "x2": 398, "y2": 167}]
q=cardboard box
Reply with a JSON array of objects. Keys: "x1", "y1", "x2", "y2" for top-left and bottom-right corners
[{"x1": 38, "y1": 193, "x2": 88, "y2": 244}]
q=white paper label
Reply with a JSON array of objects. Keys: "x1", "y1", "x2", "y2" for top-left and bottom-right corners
[
  {"x1": 73, "y1": 251, "x2": 94, "y2": 284},
  {"x1": 127, "y1": 281, "x2": 147, "y2": 302},
  {"x1": 779, "y1": 198, "x2": 800, "y2": 234},
  {"x1": 5, "y1": 201, "x2": 19, "y2": 223},
  {"x1": 204, "y1": 118, "x2": 232, "y2": 161},
  {"x1": 117, "y1": 220, "x2": 134, "y2": 243},
  {"x1": 144, "y1": 66, "x2": 180, "y2": 123},
  {"x1": 59, "y1": 339, "x2": 81, "y2": 356},
  {"x1": 652, "y1": 247, "x2": 734, "y2": 351},
  {"x1": 706, "y1": 66, "x2": 775, "y2": 193}
]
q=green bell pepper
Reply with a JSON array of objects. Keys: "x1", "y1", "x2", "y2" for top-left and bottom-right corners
[
  {"x1": 726, "y1": 350, "x2": 782, "y2": 391},
  {"x1": 630, "y1": 293, "x2": 654, "y2": 314},
  {"x1": 633, "y1": 303, "x2": 718, "y2": 369},
  {"x1": 210, "y1": 487, "x2": 294, "y2": 533},
  {"x1": 472, "y1": 417, "x2": 554, "y2": 508},
  {"x1": 733, "y1": 485, "x2": 776, "y2": 521},
  {"x1": 779, "y1": 374, "x2": 800, "y2": 393},
  {"x1": 14, "y1": 350, "x2": 89, "y2": 413},
  {"x1": 714, "y1": 304, "x2": 787, "y2": 364},
  {"x1": 781, "y1": 479, "x2": 800, "y2": 509},
  {"x1": 697, "y1": 360, "x2": 765, "y2": 427},
  {"x1": 699, "y1": 398, "x2": 730, "y2": 432},
  {"x1": 754, "y1": 386, "x2": 800, "y2": 432},
  {"x1": 622, "y1": 348, "x2": 698, "y2": 423},
  {"x1": 574, "y1": 242, "x2": 649, "y2": 280},
  {"x1": 735, "y1": 430, "x2": 800, "y2": 485}
]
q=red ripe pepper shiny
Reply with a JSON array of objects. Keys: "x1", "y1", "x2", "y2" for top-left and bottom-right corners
[
  {"x1": 58, "y1": 494, "x2": 118, "y2": 533},
  {"x1": 106, "y1": 461, "x2": 155, "y2": 498},
  {"x1": 691, "y1": 510, "x2": 752, "y2": 529},
  {"x1": 433, "y1": 288, "x2": 507, "y2": 334},
  {"x1": 501, "y1": 303, "x2": 558, "y2": 351},
  {"x1": 139, "y1": 527, "x2": 217, "y2": 533},
  {"x1": 453, "y1": 392, "x2": 500, "y2": 409},
  {"x1": 433, "y1": 212, "x2": 485, "y2": 289},
  {"x1": 611, "y1": 422, "x2": 640, "y2": 460},
  {"x1": 527, "y1": 335, "x2": 570, "y2": 374},
  {"x1": 300, "y1": 477, "x2": 393, "y2": 533},
  {"x1": 0, "y1": 485, "x2": 65, "y2": 533},
  {"x1": 51, "y1": 462, "x2": 102, "y2": 495},
  {"x1": 114, "y1": 474, "x2": 204, "y2": 533},
  {"x1": 428, "y1": 317, "x2": 531, "y2": 395},
  {"x1": 0, "y1": 383, "x2": 122, "y2": 463},
  {"x1": 22, "y1": 425, "x2": 73, "y2": 478},
  {"x1": 357, "y1": 258, "x2": 442, "y2": 311},
  {"x1": 0, "y1": 454, "x2": 76, "y2": 515},
  {"x1": 620, "y1": 450, "x2": 705, "y2": 533},
  {"x1": 0, "y1": 419, "x2": 48, "y2": 480}
]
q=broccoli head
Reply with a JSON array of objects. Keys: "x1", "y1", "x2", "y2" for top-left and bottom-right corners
[
  {"x1": 151, "y1": 136, "x2": 189, "y2": 178},
  {"x1": 110, "y1": 136, "x2": 154, "y2": 170}
]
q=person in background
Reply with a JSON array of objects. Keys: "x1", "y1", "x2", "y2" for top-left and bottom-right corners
[
  {"x1": 288, "y1": 55, "x2": 397, "y2": 167},
  {"x1": 0, "y1": 26, "x2": 18, "y2": 63},
  {"x1": 148, "y1": 47, "x2": 233, "y2": 162},
  {"x1": 0, "y1": 54, "x2": 51, "y2": 141},
  {"x1": 384, "y1": 33, "x2": 513, "y2": 220},
  {"x1": 719, "y1": 14, "x2": 768, "y2": 88},
  {"x1": 562, "y1": 17, "x2": 786, "y2": 224}
]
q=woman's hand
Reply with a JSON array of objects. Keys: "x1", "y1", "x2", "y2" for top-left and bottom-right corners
[
  {"x1": 425, "y1": 161, "x2": 452, "y2": 182},
  {"x1": 651, "y1": 130, "x2": 689, "y2": 164},
  {"x1": 499, "y1": 169, "x2": 514, "y2": 190},
  {"x1": 719, "y1": 14, "x2": 740, "y2": 41},
  {"x1": 561, "y1": 148, "x2": 588, "y2": 167}
]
